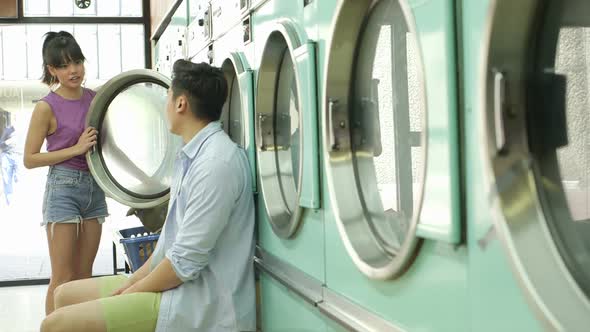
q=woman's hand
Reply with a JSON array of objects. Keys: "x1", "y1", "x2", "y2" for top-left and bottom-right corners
[{"x1": 73, "y1": 127, "x2": 98, "y2": 155}]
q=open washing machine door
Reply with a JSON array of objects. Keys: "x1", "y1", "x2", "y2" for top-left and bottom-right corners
[
  {"x1": 323, "y1": 0, "x2": 427, "y2": 279},
  {"x1": 217, "y1": 52, "x2": 256, "y2": 192},
  {"x1": 210, "y1": 3, "x2": 256, "y2": 192},
  {"x1": 482, "y1": 0, "x2": 590, "y2": 329},
  {"x1": 255, "y1": 20, "x2": 320, "y2": 239},
  {"x1": 86, "y1": 69, "x2": 183, "y2": 231}
]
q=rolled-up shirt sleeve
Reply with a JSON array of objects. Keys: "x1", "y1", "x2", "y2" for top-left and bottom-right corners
[{"x1": 165, "y1": 158, "x2": 236, "y2": 282}]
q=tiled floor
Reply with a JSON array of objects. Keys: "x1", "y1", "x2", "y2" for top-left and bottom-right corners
[{"x1": 0, "y1": 284, "x2": 47, "y2": 332}]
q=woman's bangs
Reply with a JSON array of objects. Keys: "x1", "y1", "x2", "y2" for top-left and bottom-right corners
[{"x1": 46, "y1": 39, "x2": 85, "y2": 66}]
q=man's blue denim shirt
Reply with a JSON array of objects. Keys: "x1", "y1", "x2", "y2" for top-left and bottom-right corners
[{"x1": 150, "y1": 121, "x2": 256, "y2": 332}]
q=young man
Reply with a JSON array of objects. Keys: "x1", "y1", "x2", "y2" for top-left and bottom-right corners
[{"x1": 40, "y1": 60, "x2": 256, "y2": 332}]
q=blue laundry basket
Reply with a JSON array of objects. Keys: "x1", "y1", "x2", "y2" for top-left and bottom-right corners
[{"x1": 116, "y1": 226, "x2": 160, "y2": 272}]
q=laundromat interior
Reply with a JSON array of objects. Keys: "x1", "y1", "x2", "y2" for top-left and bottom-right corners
[{"x1": 1, "y1": 0, "x2": 590, "y2": 331}]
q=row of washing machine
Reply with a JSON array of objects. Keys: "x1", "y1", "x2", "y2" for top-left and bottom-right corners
[{"x1": 93, "y1": 0, "x2": 590, "y2": 330}]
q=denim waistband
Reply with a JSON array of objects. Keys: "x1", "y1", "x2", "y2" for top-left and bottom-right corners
[
  {"x1": 49, "y1": 165, "x2": 90, "y2": 176},
  {"x1": 48, "y1": 165, "x2": 92, "y2": 179}
]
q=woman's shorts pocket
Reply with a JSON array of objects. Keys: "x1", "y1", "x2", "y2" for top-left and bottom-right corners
[{"x1": 51, "y1": 174, "x2": 80, "y2": 188}]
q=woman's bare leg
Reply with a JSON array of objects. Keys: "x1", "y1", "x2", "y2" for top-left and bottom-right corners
[
  {"x1": 74, "y1": 218, "x2": 102, "y2": 279},
  {"x1": 45, "y1": 223, "x2": 77, "y2": 315}
]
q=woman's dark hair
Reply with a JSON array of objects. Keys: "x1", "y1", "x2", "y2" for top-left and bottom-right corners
[
  {"x1": 41, "y1": 31, "x2": 86, "y2": 86},
  {"x1": 171, "y1": 60, "x2": 228, "y2": 122}
]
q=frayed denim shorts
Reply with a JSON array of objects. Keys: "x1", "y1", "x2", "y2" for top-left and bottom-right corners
[{"x1": 42, "y1": 165, "x2": 109, "y2": 233}]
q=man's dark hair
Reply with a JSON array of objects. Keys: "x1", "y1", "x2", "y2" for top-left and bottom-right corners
[{"x1": 171, "y1": 60, "x2": 228, "y2": 122}]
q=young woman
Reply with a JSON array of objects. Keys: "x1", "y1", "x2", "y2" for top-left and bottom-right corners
[{"x1": 23, "y1": 31, "x2": 108, "y2": 315}]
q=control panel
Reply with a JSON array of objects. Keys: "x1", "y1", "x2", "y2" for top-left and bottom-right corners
[
  {"x1": 187, "y1": 0, "x2": 212, "y2": 58},
  {"x1": 210, "y1": 0, "x2": 248, "y2": 40},
  {"x1": 155, "y1": 25, "x2": 187, "y2": 77}
]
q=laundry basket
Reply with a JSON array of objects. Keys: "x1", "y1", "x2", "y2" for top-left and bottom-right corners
[{"x1": 116, "y1": 226, "x2": 160, "y2": 272}]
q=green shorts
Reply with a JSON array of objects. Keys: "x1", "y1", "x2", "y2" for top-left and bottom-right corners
[{"x1": 97, "y1": 275, "x2": 162, "y2": 332}]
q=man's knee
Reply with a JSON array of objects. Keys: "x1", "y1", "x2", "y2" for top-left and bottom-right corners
[
  {"x1": 40, "y1": 309, "x2": 66, "y2": 332},
  {"x1": 53, "y1": 282, "x2": 74, "y2": 308}
]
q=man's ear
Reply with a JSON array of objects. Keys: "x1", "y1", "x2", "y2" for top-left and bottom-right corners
[{"x1": 176, "y1": 95, "x2": 188, "y2": 113}]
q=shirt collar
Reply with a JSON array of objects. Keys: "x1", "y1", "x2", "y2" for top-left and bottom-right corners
[{"x1": 181, "y1": 121, "x2": 223, "y2": 160}]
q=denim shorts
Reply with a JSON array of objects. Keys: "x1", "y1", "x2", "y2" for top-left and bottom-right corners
[{"x1": 42, "y1": 165, "x2": 109, "y2": 228}]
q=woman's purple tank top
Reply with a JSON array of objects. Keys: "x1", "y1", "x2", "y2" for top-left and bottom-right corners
[{"x1": 41, "y1": 88, "x2": 96, "y2": 171}]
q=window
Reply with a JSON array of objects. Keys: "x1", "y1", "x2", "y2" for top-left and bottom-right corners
[
  {"x1": 24, "y1": 0, "x2": 143, "y2": 17},
  {"x1": 0, "y1": 24, "x2": 145, "y2": 80}
]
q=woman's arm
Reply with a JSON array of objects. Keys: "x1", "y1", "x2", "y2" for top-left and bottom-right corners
[{"x1": 23, "y1": 101, "x2": 97, "y2": 169}]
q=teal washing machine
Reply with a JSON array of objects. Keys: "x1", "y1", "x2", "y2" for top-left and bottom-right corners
[
  {"x1": 88, "y1": 0, "x2": 590, "y2": 329},
  {"x1": 252, "y1": 0, "x2": 468, "y2": 330},
  {"x1": 464, "y1": 0, "x2": 590, "y2": 331},
  {"x1": 318, "y1": 0, "x2": 467, "y2": 330},
  {"x1": 249, "y1": 0, "x2": 328, "y2": 330},
  {"x1": 210, "y1": 0, "x2": 257, "y2": 190},
  {"x1": 146, "y1": 2, "x2": 467, "y2": 331}
]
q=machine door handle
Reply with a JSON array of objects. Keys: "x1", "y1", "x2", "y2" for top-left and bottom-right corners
[
  {"x1": 493, "y1": 70, "x2": 507, "y2": 154},
  {"x1": 327, "y1": 98, "x2": 350, "y2": 152}
]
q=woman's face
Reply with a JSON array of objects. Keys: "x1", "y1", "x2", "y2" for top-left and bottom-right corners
[{"x1": 48, "y1": 59, "x2": 85, "y2": 89}]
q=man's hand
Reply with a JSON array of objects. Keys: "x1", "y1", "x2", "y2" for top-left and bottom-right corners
[
  {"x1": 110, "y1": 278, "x2": 136, "y2": 296},
  {"x1": 120, "y1": 283, "x2": 139, "y2": 295},
  {"x1": 117, "y1": 258, "x2": 183, "y2": 294}
]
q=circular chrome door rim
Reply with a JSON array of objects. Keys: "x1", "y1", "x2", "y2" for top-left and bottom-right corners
[
  {"x1": 220, "y1": 52, "x2": 250, "y2": 149},
  {"x1": 323, "y1": 0, "x2": 427, "y2": 279},
  {"x1": 256, "y1": 20, "x2": 306, "y2": 238},
  {"x1": 480, "y1": 0, "x2": 590, "y2": 329},
  {"x1": 86, "y1": 69, "x2": 172, "y2": 209}
]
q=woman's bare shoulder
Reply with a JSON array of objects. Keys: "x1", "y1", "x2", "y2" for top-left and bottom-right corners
[{"x1": 32, "y1": 100, "x2": 54, "y2": 120}]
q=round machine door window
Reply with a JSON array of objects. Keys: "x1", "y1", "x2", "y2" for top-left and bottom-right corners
[
  {"x1": 275, "y1": 52, "x2": 301, "y2": 213},
  {"x1": 256, "y1": 26, "x2": 310, "y2": 239},
  {"x1": 531, "y1": 2, "x2": 590, "y2": 297},
  {"x1": 553, "y1": 30, "x2": 590, "y2": 223},
  {"x1": 217, "y1": 53, "x2": 257, "y2": 193},
  {"x1": 325, "y1": 0, "x2": 426, "y2": 279},
  {"x1": 220, "y1": 59, "x2": 246, "y2": 147},
  {"x1": 483, "y1": 0, "x2": 590, "y2": 329},
  {"x1": 87, "y1": 69, "x2": 183, "y2": 209}
]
